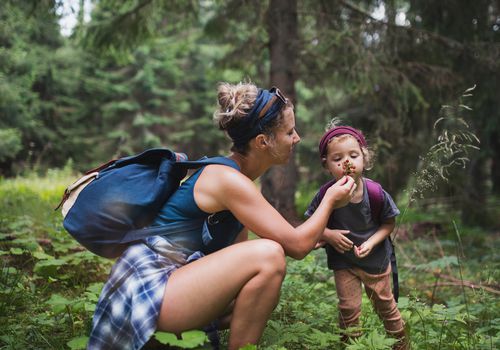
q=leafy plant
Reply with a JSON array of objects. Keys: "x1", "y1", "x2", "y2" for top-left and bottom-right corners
[
  {"x1": 154, "y1": 330, "x2": 208, "y2": 348},
  {"x1": 1, "y1": 169, "x2": 499, "y2": 350}
]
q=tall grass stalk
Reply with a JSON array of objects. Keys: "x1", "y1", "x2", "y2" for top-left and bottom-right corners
[
  {"x1": 393, "y1": 86, "x2": 480, "y2": 240},
  {"x1": 452, "y1": 220, "x2": 472, "y2": 350}
]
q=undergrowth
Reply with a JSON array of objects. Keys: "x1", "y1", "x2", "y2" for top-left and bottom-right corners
[{"x1": 1, "y1": 171, "x2": 499, "y2": 349}]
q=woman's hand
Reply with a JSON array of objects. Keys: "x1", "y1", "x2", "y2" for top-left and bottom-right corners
[
  {"x1": 322, "y1": 228, "x2": 353, "y2": 253},
  {"x1": 354, "y1": 241, "x2": 374, "y2": 258},
  {"x1": 324, "y1": 176, "x2": 356, "y2": 209}
]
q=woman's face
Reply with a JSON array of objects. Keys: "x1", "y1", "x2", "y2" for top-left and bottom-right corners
[
  {"x1": 269, "y1": 107, "x2": 301, "y2": 164},
  {"x1": 324, "y1": 135, "x2": 364, "y2": 181}
]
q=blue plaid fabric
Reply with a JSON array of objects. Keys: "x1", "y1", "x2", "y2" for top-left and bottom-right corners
[{"x1": 87, "y1": 236, "x2": 203, "y2": 350}]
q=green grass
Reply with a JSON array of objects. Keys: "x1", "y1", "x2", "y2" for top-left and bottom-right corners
[{"x1": 1, "y1": 171, "x2": 499, "y2": 349}]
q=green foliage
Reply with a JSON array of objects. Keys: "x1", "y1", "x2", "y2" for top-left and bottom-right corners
[
  {"x1": 1, "y1": 0, "x2": 499, "y2": 346},
  {"x1": 154, "y1": 330, "x2": 208, "y2": 348},
  {"x1": 0, "y1": 1, "x2": 71, "y2": 174},
  {"x1": 345, "y1": 329, "x2": 397, "y2": 349},
  {"x1": 1, "y1": 170, "x2": 499, "y2": 349},
  {"x1": 0, "y1": 128, "x2": 22, "y2": 162},
  {"x1": 82, "y1": 0, "x2": 199, "y2": 54},
  {"x1": 0, "y1": 170, "x2": 110, "y2": 349},
  {"x1": 66, "y1": 336, "x2": 89, "y2": 350},
  {"x1": 404, "y1": 87, "x2": 480, "y2": 204},
  {"x1": 2, "y1": 0, "x2": 499, "y2": 228}
]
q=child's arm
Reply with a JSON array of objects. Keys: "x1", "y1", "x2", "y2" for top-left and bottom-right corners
[{"x1": 354, "y1": 217, "x2": 395, "y2": 258}]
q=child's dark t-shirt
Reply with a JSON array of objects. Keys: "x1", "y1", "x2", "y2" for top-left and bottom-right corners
[{"x1": 305, "y1": 178, "x2": 400, "y2": 274}]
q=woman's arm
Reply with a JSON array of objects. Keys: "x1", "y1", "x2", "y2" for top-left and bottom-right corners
[{"x1": 195, "y1": 165, "x2": 355, "y2": 259}]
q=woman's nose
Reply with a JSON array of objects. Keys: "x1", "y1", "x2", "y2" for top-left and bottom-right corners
[{"x1": 294, "y1": 130, "x2": 301, "y2": 144}]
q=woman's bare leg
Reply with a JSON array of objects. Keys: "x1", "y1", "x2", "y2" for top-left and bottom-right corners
[{"x1": 157, "y1": 239, "x2": 286, "y2": 349}]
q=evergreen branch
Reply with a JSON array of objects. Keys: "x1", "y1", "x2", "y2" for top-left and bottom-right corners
[
  {"x1": 305, "y1": 0, "x2": 500, "y2": 69},
  {"x1": 338, "y1": 0, "x2": 465, "y2": 50},
  {"x1": 83, "y1": 0, "x2": 155, "y2": 52},
  {"x1": 82, "y1": 0, "x2": 198, "y2": 54}
]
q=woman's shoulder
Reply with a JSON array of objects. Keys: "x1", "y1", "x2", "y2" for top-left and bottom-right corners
[
  {"x1": 207, "y1": 163, "x2": 251, "y2": 185},
  {"x1": 194, "y1": 158, "x2": 261, "y2": 213},
  {"x1": 198, "y1": 161, "x2": 253, "y2": 192}
]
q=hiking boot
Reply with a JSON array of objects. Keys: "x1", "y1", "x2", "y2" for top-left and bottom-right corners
[{"x1": 390, "y1": 328, "x2": 409, "y2": 350}]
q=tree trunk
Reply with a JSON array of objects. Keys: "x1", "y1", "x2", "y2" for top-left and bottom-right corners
[
  {"x1": 262, "y1": 0, "x2": 299, "y2": 224},
  {"x1": 491, "y1": 130, "x2": 500, "y2": 196},
  {"x1": 461, "y1": 154, "x2": 490, "y2": 226}
]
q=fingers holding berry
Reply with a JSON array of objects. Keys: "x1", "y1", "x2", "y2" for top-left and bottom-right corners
[{"x1": 342, "y1": 159, "x2": 356, "y2": 176}]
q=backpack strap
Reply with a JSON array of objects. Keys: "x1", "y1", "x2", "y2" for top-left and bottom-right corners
[
  {"x1": 120, "y1": 156, "x2": 239, "y2": 244},
  {"x1": 177, "y1": 156, "x2": 240, "y2": 170},
  {"x1": 365, "y1": 178, "x2": 399, "y2": 302},
  {"x1": 365, "y1": 178, "x2": 383, "y2": 223}
]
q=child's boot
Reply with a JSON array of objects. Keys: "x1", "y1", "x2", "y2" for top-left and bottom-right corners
[
  {"x1": 390, "y1": 327, "x2": 409, "y2": 350},
  {"x1": 340, "y1": 326, "x2": 362, "y2": 345}
]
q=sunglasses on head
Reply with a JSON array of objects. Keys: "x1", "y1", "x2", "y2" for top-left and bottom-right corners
[
  {"x1": 258, "y1": 87, "x2": 288, "y2": 118},
  {"x1": 270, "y1": 87, "x2": 288, "y2": 104}
]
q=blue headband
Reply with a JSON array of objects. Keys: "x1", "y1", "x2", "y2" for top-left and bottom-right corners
[{"x1": 227, "y1": 87, "x2": 287, "y2": 147}]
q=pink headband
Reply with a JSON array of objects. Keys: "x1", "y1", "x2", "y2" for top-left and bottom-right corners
[{"x1": 318, "y1": 126, "x2": 368, "y2": 158}]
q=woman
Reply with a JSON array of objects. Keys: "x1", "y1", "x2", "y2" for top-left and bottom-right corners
[{"x1": 88, "y1": 82, "x2": 356, "y2": 350}]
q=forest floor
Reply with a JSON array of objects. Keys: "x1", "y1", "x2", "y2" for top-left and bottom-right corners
[{"x1": 0, "y1": 171, "x2": 499, "y2": 349}]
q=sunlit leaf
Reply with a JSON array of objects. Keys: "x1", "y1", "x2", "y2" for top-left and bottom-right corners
[
  {"x1": 154, "y1": 330, "x2": 207, "y2": 348},
  {"x1": 46, "y1": 293, "x2": 71, "y2": 314},
  {"x1": 67, "y1": 336, "x2": 88, "y2": 350},
  {"x1": 9, "y1": 247, "x2": 24, "y2": 255},
  {"x1": 32, "y1": 251, "x2": 54, "y2": 260}
]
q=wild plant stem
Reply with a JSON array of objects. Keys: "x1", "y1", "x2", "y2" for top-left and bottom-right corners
[
  {"x1": 453, "y1": 220, "x2": 472, "y2": 349},
  {"x1": 412, "y1": 304, "x2": 428, "y2": 347},
  {"x1": 431, "y1": 274, "x2": 440, "y2": 306},
  {"x1": 438, "y1": 316, "x2": 446, "y2": 350}
]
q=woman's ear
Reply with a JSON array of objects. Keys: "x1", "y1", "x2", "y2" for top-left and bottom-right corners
[{"x1": 254, "y1": 134, "x2": 269, "y2": 150}]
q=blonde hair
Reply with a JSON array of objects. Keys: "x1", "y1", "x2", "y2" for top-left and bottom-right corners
[{"x1": 213, "y1": 82, "x2": 259, "y2": 130}]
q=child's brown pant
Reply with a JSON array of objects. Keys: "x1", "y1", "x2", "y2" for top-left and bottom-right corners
[{"x1": 334, "y1": 265, "x2": 404, "y2": 335}]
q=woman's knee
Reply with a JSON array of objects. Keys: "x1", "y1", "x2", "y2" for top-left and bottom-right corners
[{"x1": 251, "y1": 239, "x2": 286, "y2": 277}]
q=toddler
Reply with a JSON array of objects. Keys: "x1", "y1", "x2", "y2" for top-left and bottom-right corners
[{"x1": 305, "y1": 122, "x2": 408, "y2": 349}]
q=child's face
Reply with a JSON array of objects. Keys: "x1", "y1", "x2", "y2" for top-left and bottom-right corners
[{"x1": 324, "y1": 135, "x2": 364, "y2": 181}]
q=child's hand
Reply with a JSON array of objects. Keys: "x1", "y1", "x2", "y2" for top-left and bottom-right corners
[
  {"x1": 323, "y1": 229, "x2": 353, "y2": 253},
  {"x1": 354, "y1": 241, "x2": 374, "y2": 258}
]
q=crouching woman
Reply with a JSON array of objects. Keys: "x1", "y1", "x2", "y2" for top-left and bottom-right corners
[{"x1": 88, "y1": 82, "x2": 356, "y2": 350}]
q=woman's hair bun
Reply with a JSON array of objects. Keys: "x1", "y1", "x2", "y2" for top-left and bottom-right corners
[{"x1": 214, "y1": 82, "x2": 258, "y2": 130}]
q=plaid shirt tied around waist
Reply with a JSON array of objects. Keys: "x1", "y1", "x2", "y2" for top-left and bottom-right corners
[{"x1": 88, "y1": 236, "x2": 203, "y2": 350}]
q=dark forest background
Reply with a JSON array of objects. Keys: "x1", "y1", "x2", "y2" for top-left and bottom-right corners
[{"x1": 1, "y1": 0, "x2": 499, "y2": 227}]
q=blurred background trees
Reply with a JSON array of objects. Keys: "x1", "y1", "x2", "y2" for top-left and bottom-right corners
[{"x1": 0, "y1": 0, "x2": 498, "y2": 227}]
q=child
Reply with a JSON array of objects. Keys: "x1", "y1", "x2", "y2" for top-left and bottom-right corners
[{"x1": 305, "y1": 122, "x2": 408, "y2": 349}]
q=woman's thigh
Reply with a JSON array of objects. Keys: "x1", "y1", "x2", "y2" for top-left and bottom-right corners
[{"x1": 157, "y1": 238, "x2": 286, "y2": 332}]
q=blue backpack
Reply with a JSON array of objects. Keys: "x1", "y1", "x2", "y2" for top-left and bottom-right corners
[{"x1": 56, "y1": 148, "x2": 236, "y2": 259}]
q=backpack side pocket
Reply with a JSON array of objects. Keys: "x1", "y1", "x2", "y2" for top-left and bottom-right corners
[{"x1": 61, "y1": 172, "x2": 99, "y2": 217}]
